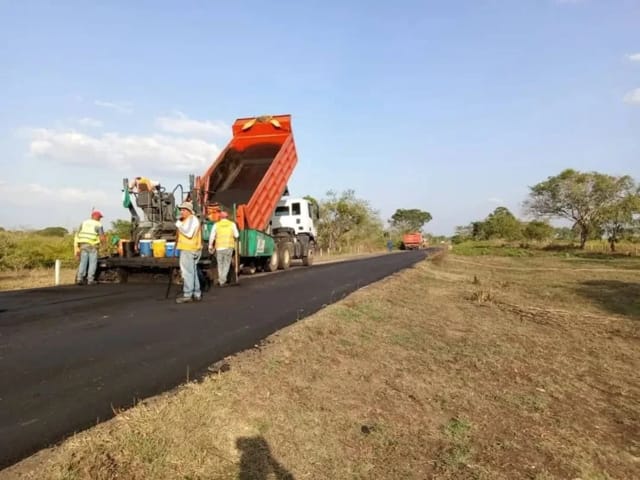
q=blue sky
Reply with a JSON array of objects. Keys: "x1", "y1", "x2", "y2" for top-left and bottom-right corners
[{"x1": 1, "y1": 0, "x2": 638, "y2": 234}]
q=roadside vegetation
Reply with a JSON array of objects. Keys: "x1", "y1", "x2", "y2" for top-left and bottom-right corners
[
  {"x1": 5, "y1": 251, "x2": 638, "y2": 479},
  {"x1": 452, "y1": 169, "x2": 640, "y2": 254}
]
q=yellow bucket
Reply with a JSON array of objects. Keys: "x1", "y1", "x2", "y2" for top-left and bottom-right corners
[{"x1": 152, "y1": 239, "x2": 166, "y2": 258}]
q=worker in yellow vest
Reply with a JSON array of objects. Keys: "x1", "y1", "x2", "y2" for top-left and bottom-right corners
[
  {"x1": 175, "y1": 201, "x2": 202, "y2": 303},
  {"x1": 74, "y1": 210, "x2": 106, "y2": 285},
  {"x1": 207, "y1": 211, "x2": 239, "y2": 287}
]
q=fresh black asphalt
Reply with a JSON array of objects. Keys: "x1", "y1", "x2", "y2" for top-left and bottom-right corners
[{"x1": 0, "y1": 250, "x2": 429, "y2": 469}]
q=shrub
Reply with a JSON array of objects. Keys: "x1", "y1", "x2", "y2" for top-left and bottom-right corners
[{"x1": 0, "y1": 231, "x2": 75, "y2": 270}]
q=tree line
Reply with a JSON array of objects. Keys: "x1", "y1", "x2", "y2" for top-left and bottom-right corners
[
  {"x1": 307, "y1": 190, "x2": 432, "y2": 253},
  {"x1": 454, "y1": 169, "x2": 640, "y2": 252}
]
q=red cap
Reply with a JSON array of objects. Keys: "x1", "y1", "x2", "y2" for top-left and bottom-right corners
[{"x1": 91, "y1": 210, "x2": 103, "y2": 219}]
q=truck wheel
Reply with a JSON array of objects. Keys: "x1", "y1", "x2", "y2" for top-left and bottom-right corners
[
  {"x1": 116, "y1": 268, "x2": 129, "y2": 284},
  {"x1": 302, "y1": 241, "x2": 315, "y2": 266},
  {"x1": 278, "y1": 243, "x2": 292, "y2": 270},
  {"x1": 242, "y1": 264, "x2": 257, "y2": 275},
  {"x1": 265, "y1": 250, "x2": 279, "y2": 272}
]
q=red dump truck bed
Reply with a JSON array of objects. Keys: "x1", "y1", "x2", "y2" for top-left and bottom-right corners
[
  {"x1": 196, "y1": 115, "x2": 297, "y2": 231},
  {"x1": 402, "y1": 232, "x2": 423, "y2": 250}
]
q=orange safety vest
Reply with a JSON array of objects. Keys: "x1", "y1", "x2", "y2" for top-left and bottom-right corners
[
  {"x1": 215, "y1": 219, "x2": 236, "y2": 250},
  {"x1": 176, "y1": 216, "x2": 202, "y2": 252}
]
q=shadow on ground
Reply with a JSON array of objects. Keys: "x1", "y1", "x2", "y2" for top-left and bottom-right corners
[
  {"x1": 575, "y1": 280, "x2": 640, "y2": 320},
  {"x1": 236, "y1": 436, "x2": 295, "y2": 480}
]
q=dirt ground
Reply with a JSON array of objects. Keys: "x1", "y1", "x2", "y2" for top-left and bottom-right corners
[{"x1": 1, "y1": 252, "x2": 638, "y2": 479}]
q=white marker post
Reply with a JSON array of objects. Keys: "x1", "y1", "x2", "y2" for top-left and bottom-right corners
[{"x1": 54, "y1": 259, "x2": 61, "y2": 286}]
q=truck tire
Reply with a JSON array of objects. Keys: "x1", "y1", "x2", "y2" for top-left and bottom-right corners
[
  {"x1": 302, "y1": 241, "x2": 315, "y2": 266},
  {"x1": 265, "y1": 250, "x2": 279, "y2": 272},
  {"x1": 116, "y1": 268, "x2": 129, "y2": 284},
  {"x1": 278, "y1": 243, "x2": 292, "y2": 270}
]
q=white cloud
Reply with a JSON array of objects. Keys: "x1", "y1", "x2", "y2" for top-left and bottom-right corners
[
  {"x1": 94, "y1": 100, "x2": 133, "y2": 114},
  {"x1": 624, "y1": 88, "x2": 640, "y2": 105},
  {"x1": 77, "y1": 117, "x2": 103, "y2": 128},
  {"x1": 0, "y1": 181, "x2": 119, "y2": 229},
  {"x1": 0, "y1": 181, "x2": 110, "y2": 206},
  {"x1": 627, "y1": 53, "x2": 640, "y2": 62},
  {"x1": 155, "y1": 111, "x2": 229, "y2": 138},
  {"x1": 26, "y1": 128, "x2": 221, "y2": 175}
]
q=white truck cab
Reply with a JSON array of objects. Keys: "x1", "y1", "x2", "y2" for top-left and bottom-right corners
[
  {"x1": 268, "y1": 196, "x2": 318, "y2": 268},
  {"x1": 270, "y1": 197, "x2": 318, "y2": 238}
]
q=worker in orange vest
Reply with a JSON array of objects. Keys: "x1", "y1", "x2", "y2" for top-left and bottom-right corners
[
  {"x1": 175, "y1": 201, "x2": 202, "y2": 303},
  {"x1": 207, "y1": 211, "x2": 239, "y2": 287}
]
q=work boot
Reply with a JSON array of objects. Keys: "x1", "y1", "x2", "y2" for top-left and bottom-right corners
[
  {"x1": 87, "y1": 281, "x2": 98, "y2": 286},
  {"x1": 175, "y1": 296, "x2": 193, "y2": 304},
  {"x1": 75, "y1": 280, "x2": 84, "y2": 286}
]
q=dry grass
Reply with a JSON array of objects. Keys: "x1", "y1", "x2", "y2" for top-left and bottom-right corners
[
  {"x1": 0, "y1": 268, "x2": 77, "y2": 291},
  {"x1": 2, "y1": 253, "x2": 639, "y2": 479}
]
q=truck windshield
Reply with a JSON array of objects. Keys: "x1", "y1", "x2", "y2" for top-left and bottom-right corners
[
  {"x1": 292, "y1": 202, "x2": 301, "y2": 215},
  {"x1": 274, "y1": 206, "x2": 290, "y2": 216}
]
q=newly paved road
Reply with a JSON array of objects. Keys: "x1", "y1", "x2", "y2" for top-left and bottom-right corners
[{"x1": 0, "y1": 250, "x2": 429, "y2": 468}]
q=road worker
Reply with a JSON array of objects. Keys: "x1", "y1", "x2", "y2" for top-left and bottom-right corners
[
  {"x1": 208, "y1": 211, "x2": 239, "y2": 287},
  {"x1": 74, "y1": 210, "x2": 106, "y2": 285},
  {"x1": 175, "y1": 201, "x2": 202, "y2": 303}
]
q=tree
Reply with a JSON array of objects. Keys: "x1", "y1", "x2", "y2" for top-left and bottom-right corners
[
  {"x1": 553, "y1": 226, "x2": 577, "y2": 242},
  {"x1": 317, "y1": 190, "x2": 382, "y2": 251},
  {"x1": 526, "y1": 169, "x2": 637, "y2": 249},
  {"x1": 389, "y1": 208, "x2": 432, "y2": 233},
  {"x1": 109, "y1": 219, "x2": 133, "y2": 239},
  {"x1": 482, "y1": 207, "x2": 522, "y2": 240},
  {"x1": 451, "y1": 224, "x2": 473, "y2": 244},
  {"x1": 601, "y1": 192, "x2": 640, "y2": 252},
  {"x1": 523, "y1": 220, "x2": 554, "y2": 242}
]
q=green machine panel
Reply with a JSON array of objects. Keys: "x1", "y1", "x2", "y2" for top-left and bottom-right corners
[{"x1": 239, "y1": 229, "x2": 275, "y2": 258}]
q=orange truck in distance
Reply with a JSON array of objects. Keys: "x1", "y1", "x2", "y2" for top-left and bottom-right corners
[{"x1": 402, "y1": 232, "x2": 423, "y2": 250}]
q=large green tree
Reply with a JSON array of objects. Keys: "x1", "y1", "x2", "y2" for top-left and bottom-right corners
[
  {"x1": 526, "y1": 169, "x2": 637, "y2": 248},
  {"x1": 481, "y1": 207, "x2": 523, "y2": 240},
  {"x1": 317, "y1": 190, "x2": 382, "y2": 251},
  {"x1": 389, "y1": 208, "x2": 432, "y2": 233}
]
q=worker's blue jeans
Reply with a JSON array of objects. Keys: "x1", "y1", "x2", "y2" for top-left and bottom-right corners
[
  {"x1": 180, "y1": 250, "x2": 201, "y2": 298},
  {"x1": 77, "y1": 244, "x2": 98, "y2": 283},
  {"x1": 216, "y1": 249, "x2": 234, "y2": 285}
]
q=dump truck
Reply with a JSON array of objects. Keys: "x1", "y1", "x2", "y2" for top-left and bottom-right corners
[
  {"x1": 196, "y1": 114, "x2": 318, "y2": 273},
  {"x1": 98, "y1": 114, "x2": 318, "y2": 285},
  {"x1": 401, "y1": 232, "x2": 423, "y2": 250}
]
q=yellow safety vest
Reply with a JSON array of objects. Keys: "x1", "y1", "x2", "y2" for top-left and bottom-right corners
[
  {"x1": 75, "y1": 219, "x2": 102, "y2": 246},
  {"x1": 176, "y1": 216, "x2": 202, "y2": 252},
  {"x1": 215, "y1": 219, "x2": 236, "y2": 250}
]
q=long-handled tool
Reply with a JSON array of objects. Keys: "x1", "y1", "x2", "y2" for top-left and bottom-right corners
[{"x1": 233, "y1": 239, "x2": 239, "y2": 285}]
